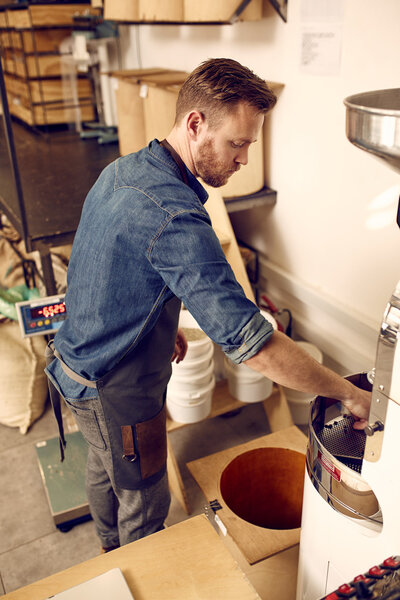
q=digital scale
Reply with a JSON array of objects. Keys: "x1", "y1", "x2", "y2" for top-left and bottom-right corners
[
  {"x1": 35, "y1": 431, "x2": 91, "y2": 532},
  {"x1": 15, "y1": 293, "x2": 67, "y2": 338},
  {"x1": 15, "y1": 293, "x2": 91, "y2": 530}
]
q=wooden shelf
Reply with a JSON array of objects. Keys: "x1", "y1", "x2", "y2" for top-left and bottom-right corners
[{"x1": 224, "y1": 186, "x2": 277, "y2": 214}]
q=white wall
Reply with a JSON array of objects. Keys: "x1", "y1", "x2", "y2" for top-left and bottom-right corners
[{"x1": 118, "y1": 0, "x2": 400, "y2": 373}]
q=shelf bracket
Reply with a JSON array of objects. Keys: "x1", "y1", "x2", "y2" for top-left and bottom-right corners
[
  {"x1": 229, "y1": 0, "x2": 253, "y2": 24},
  {"x1": 268, "y1": 0, "x2": 288, "y2": 22}
]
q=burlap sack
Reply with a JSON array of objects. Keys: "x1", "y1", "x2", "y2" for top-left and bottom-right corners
[{"x1": 0, "y1": 320, "x2": 48, "y2": 433}]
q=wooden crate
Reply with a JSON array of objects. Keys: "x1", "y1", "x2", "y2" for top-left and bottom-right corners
[
  {"x1": 7, "y1": 28, "x2": 73, "y2": 53},
  {"x1": 8, "y1": 51, "x2": 65, "y2": 78},
  {"x1": 8, "y1": 93, "x2": 95, "y2": 125},
  {"x1": 6, "y1": 4, "x2": 99, "y2": 28},
  {"x1": 4, "y1": 74, "x2": 92, "y2": 104},
  {"x1": 0, "y1": 10, "x2": 7, "y2": 28}
]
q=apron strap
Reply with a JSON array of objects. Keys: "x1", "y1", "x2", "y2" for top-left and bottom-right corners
[
  {"x1": 45, "y1": 341, "x2": 98, "y2": 461},
  {"x1": 52, "y1": 345, "x2": 97, "y2": 389},
  {"x1": 45, "y1": 342, "x2": 67, "y2": 461}
]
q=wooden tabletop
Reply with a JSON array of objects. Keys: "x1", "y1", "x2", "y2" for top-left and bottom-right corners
[{"x1": 3, "y1": 515, "x2": 261, "y2": 600}]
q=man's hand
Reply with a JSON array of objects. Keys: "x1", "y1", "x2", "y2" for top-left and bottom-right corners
[
  {"x1": 171, "y1": 328, "x2": 188, "y2": 364},
  {"x1": 342, "y1": 387, "x2": 372, "y2": 430}
]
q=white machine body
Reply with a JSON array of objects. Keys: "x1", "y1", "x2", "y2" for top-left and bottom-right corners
[{"x1": 296, "y1": 280, "x2": 400, "y2": 599}]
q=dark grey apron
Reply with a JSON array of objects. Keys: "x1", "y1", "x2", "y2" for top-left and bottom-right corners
[{"x1": 46, "y1": 295, "x2": 181, "y2": 491}]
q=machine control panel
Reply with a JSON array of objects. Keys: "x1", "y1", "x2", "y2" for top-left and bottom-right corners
[
  {"x1": 16, "y1": 294, "x2": 66, "y2": 337},
  {"x1": 321, "y1": 556, "x2": 400, "y2": 599}
]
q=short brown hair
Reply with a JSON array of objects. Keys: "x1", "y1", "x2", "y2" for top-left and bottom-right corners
[{"x1": 175, "y1": 58, "x2": 277, "y2": 127}]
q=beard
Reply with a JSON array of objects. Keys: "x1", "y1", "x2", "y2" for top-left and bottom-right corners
[{"x1": 194, "y1": 137, "x2": 239, "y2": 188}]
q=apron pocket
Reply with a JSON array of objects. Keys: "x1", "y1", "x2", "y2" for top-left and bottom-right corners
[
  {"x1": 64, "y1": 397, "x2": 107, "y2": 451},
  {"x1": 134, "y1": 404, "x2": 167, "y2": 480}
]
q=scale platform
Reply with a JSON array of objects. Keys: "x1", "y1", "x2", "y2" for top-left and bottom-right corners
[{"x1": 35, "y1": 431, "x2": 91, "y2": 532}]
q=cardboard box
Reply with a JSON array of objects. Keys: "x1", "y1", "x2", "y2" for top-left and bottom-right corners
[
  {"x1": 104, "y1": 0, "x2": 139, "y2": 22},
  {"x1": 184, "y1": 0, "x2": 262, "y2": 22},
  {"x1": 112, "y1": 68, "x2": 187, "y2": 155},
  {"x1": 113, "y1": 68, "x2": 283, "y2": 198},
  {"x1": 140, "y1": 0, "x2": 183, "y2": 22}
]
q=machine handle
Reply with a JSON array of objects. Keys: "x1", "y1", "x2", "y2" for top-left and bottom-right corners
[{"x1": 364, "y1": 420, "x2": 384, "y2": 436}]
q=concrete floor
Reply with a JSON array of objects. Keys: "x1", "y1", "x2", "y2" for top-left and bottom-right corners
[{"x1": 0, "y1": 396, "x2": 278, "y2": 596}]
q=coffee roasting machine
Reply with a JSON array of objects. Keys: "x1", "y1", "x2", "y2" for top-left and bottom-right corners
[{"x1": 296, "y1": 89, "x2": 400, "y2": 599}]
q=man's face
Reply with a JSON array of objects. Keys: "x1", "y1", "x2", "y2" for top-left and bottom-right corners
[{"x1": 193, "y1": 102, "x2": 264, "y2": 188}]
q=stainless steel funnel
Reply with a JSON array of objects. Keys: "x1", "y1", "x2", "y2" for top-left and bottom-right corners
[{"x1": 344, "y1": 88, "x2": 400, "y2": 174}]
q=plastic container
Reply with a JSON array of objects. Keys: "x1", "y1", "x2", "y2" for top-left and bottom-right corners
[
  {"x1": 284, "y1": 341, "x2": 323, "y2": 425},
  {"x1": 225, "y1": 357, "x2": 273, "y2": 403},
  {"x1": 168, "y1": 360, "x2": 214, "y2": 394},
  {"x1": 172, "y1": 343, "x2": 214, "y2": 377},
  {"x1": 166, "y1": 377, "x2": 214, "y2": 423}
]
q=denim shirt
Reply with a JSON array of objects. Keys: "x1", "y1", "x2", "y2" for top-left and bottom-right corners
[{"x1": 46, "y1": 139, "x2": 273, "y2": 400}]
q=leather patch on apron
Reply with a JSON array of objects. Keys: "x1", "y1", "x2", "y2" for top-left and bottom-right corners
[
  {"x1": 121, "y1": 425, "x2": 137, "y2": 462},
  {"x1": 135, "y1": 404, "x2": 167, "y2": 479}
]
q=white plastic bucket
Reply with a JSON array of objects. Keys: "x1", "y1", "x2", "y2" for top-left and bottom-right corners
[
  {"x1": 172, "y1": 343, "x2": 214, "y2": 376},
  {"x1": 224, "y1": 358, "x2": 273, "y2": 403},
  {"x1": 168, "y1": 360, "x2": 214, "y2": 394},
  {"x1": 284, "y1": 341, "x2": 323, "y2": 425},
  {"x1": 166, "y1": 377, "x2": 214, "y2": 423},
  {"x1": 178, "y1": 309, "x2": 213, "y2": 361}
]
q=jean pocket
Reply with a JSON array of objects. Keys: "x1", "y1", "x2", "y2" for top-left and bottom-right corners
[{"x1": 64, "y1": 398, "x2": 107, "y2": 451}]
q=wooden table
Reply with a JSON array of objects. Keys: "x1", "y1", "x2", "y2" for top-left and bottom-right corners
[{"x1": 2, "y1": 515, "x2": 261, "y2": 600}]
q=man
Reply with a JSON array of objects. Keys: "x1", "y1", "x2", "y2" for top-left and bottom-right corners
[{"x1": 45, "y1": 58, "x2": 371, "y2": 552}]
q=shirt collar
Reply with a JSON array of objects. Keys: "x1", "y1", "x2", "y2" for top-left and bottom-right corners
[{"x1": 150, "y1": 139, "x2": 209, "y2": 206}]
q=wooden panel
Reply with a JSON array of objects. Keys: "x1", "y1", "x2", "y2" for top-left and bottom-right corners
[
  {"x1": 6, "y1": 4, "x2": 99, "y2": 28},
  {"x1": 139, "y1": 0, "x2": 184, "y2": 22},
  {"x1": 184, "y1": 0, "x2": 262, "y2": 22},
  {"x1": 4, "y1": 74, "x2": 92, "y2": 104},
  {"x1": 187, "y1": 426, "x2": 307, "y2": 564},
  {"x1": 114, "y1": 78, "x2": 146, "y2": 155},
  {"x1": 9, "y1": 95, "x2": 95, "y2": 125},
  {"x1": 10, "y1": 53, "x2": 63, "y2": 78},
  {"x1": 19, "y1": 28, "x2": 72, "y2": 53},
  {"x1": 140, "y1": 70, "x2": 187, "y2": 86},
  {"x1": 2, "y1": 516, "x2": 261, "y2": 600},
  {"x1": 6, "y1": 9, "x2": 30, "y2": 29},
  {"x1": 143, "y1": 85, "x2": 178, "y2": 144},
  {"x1": 29, "y1": 4, "x2": 100, "y2": 27},
  {"x1": 0, "y1": 11, "x2": 7, "y2": 27},
  {"x1": 104, "y1": 0, "x2": 139, "y2": 21}
]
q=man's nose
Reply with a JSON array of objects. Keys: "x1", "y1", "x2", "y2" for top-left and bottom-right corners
[{"x1": 235, "y1": 147, "x2": 249, "y2": 165}]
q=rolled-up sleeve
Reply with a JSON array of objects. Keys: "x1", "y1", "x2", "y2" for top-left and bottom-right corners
[{"x1": 223, "y1": 310, "x2": 274, "y2": 363}]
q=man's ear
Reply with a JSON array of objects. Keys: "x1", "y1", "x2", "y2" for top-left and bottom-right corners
[{"x1": 186, "y1": 110, "x2": 205, "y2": 140}]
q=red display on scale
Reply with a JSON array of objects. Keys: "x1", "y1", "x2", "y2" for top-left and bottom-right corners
[{"x1": 30, "y1": 302, "x2": 66, "y2": 320}]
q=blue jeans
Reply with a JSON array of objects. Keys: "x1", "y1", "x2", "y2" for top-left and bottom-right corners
[{"x1": 65, "y1": 395, "x2": 171, "y2": 548}]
